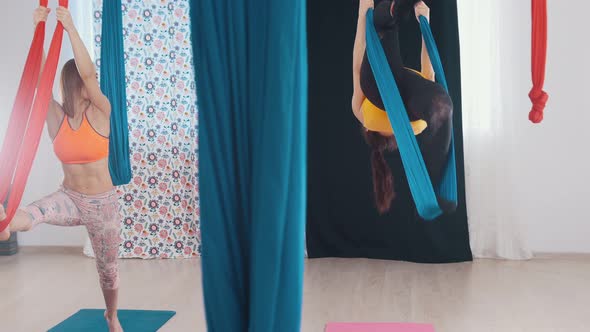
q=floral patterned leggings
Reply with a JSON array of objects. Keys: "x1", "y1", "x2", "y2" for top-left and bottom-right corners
[{"x1": 24, "y1": 186, "x2": 121, "y2": 290}]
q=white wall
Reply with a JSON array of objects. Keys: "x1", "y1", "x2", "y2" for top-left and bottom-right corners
[
  {"x1": 524, "y1": 0, "x2": 590, "y2": 253},
  {"x1": 0, "y1": 2, "x2": 93, "y2": 246},
  {"x1": 488, "y1": 0, "x2": 590, "y2": 253}
]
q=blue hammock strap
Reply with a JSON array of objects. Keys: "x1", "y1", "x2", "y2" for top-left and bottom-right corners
[
  {"x1": 418, "y1": 15, "x2": 457, "y2": 204},
  {"x1": 101, "y1": 0, "x2": 132, "y2": 186},
  {"x1": 365, "y1": 10, "x2": 457, "y2": 220},
  {"x1": 365, "y1": 9, "x2": 441, "y2": 220}
]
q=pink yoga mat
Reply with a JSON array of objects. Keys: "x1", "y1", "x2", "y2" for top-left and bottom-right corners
[{"x1": 326, "y1": 322, "x2": 435, "y2": 332}]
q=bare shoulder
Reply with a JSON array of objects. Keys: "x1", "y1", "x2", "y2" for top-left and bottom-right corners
[
  {"x1": 86, "y1": 103, "x2": 111, "y2": 137},
  {"x1": 46, "y1": 100, "x2": 64, "y2": 139},
  {"x1": 49, "y1": 99, "x2": 64, "y2": 120},
  {"x1": 96, "y1": 98, "x2": 112, "y2": 117}
]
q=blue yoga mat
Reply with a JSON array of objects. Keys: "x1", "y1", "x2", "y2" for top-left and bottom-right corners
[{"x1": 48, "y1": 309, "x2": 176, "y2": 332}]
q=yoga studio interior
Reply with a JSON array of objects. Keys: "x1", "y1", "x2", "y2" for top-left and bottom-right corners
[{"x1": 1, "y1": 0, "x2": 588, "y2": 331}]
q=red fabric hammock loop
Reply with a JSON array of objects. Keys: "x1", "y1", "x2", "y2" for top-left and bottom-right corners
[
  {"x1": 0, "y1": 0, "x2": 68, "y2": 233},
  {"x1": 529, "y1": 0, "x2": 548, "y2": 124},
  {"x1": 529, "y1": 88, "x2": 548, "y2": 123}
]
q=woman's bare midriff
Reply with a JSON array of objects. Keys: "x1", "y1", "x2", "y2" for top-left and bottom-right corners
[{"x1": 61, "y1": 158, "x2": 114, "y2": 195}]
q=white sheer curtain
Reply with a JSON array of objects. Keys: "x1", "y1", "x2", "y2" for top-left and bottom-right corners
[{"x1": 457, "y1": 0, "x2": 532, "y2": 259}]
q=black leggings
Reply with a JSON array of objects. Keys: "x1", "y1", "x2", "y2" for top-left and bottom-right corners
[{"x1": 360, "y1": 24, "x2": 454, "y2": 211}]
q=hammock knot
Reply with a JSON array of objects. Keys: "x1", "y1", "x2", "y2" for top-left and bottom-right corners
[{"x1": 528, "y1": 88, "x2": 548, "y2": 124}]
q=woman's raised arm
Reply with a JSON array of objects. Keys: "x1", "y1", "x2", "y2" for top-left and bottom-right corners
[
  {"x1": 352, "y1": 0, "x2": 374, "y2": 121},
  {"x1": 415, "y1": 1, "x2": 435, "y2": 82},
  {"x1": 56, "y1": 7, "x2": 111, "y2": 115}
]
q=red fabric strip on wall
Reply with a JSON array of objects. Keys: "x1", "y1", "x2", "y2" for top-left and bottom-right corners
[
  {"x1": 0, "y1": 0, "x2": 68, "y2": 232},
  {"x1": 529, "y1": 0, "x2": 548, "y2": 123},
  {"x1": 0, "y1": 10, "x2": 47, "y2": 205}
]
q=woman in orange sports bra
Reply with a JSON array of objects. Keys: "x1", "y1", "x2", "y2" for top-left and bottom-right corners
[{"x1": 0, "y1": 7, "x2": 123, "y2": 332}]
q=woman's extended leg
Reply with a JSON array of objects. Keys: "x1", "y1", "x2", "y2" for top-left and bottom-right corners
[
  {"x1": 0, "y1": 206, "x2": 9, "y2": 240},
  {"x1": 0, "y1": 190, "x2": 82, "y2": 240},
  {"x1": 409, "y1": 92, "x2": 456, "y2": 213}
]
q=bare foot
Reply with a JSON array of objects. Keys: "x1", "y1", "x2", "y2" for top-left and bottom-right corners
[
  {"x1": 0, "y1": 205, "x2": 10, "y2": 241},
  {"x1": 104, "y1": 311, "x2": 124, "y2": 332}
]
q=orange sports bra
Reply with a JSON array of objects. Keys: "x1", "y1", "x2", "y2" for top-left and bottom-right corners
[{"x1": 53, "y1": 112, "x2": 109, "y2": 164}]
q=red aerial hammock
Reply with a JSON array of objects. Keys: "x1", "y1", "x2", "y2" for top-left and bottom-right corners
[
  {"x1": 529, "y1": 0, "x2": 548, "y2": 123},
  {"x1": 0, "y1": 0, "x2": 69, "y2": 232}
]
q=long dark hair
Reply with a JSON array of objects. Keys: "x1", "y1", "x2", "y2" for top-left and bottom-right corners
[
  {"x1": 60, "y1": 59, "x2": 85, "y2": 118},
  {"x1": 362, "y1": 128, "x2": 397, "y2": 214}
]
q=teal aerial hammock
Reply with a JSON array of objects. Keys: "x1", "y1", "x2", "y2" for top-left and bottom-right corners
[
  {"x1": 365, "y1": 10, "x2": 457, "y2": 221},
  {"x1": 100, "y1": 0, "x2": 131, "y2": 186},
  {"x1": 190, "y1": 0, "x2": 306, "y2": 331}
]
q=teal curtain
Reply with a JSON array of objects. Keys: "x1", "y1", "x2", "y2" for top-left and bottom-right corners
[
  {"x1": 190, "y1": 0, "x2": 307, "y2": 331},
  {"x1": 101, "y1": 0, "x2": 131, "y2": 186}
]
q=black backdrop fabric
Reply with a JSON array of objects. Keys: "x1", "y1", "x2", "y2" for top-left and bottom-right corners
[{"x1": 306, "y1": 0, "x2": 472, "y2": 263}]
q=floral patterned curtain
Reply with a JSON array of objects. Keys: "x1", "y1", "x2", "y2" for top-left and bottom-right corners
[{"x1": 88, "y1": 0, "x2": 200, "y2": 259}]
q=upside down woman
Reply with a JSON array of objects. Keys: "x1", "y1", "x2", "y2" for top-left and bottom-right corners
[
  {"x1": 0, "y1": 7, "x2": 123, "y2": 332},
  {"x1": 352, "y1": 0, "x2": 456, "y2": 215}
]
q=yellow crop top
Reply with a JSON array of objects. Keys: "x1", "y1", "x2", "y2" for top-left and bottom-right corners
[{"x1": 361, "y1": 68, "x2": 428, "y2": 136}]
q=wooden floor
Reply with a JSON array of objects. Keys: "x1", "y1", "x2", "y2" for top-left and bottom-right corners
[{"x1": 1, "y1": 248, "x2": 589, "y2": 332}]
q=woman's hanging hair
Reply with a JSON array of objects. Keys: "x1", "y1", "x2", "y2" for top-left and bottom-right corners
[{"x1": 362, "y1": 128, "x2": 397, "y2": 214}]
